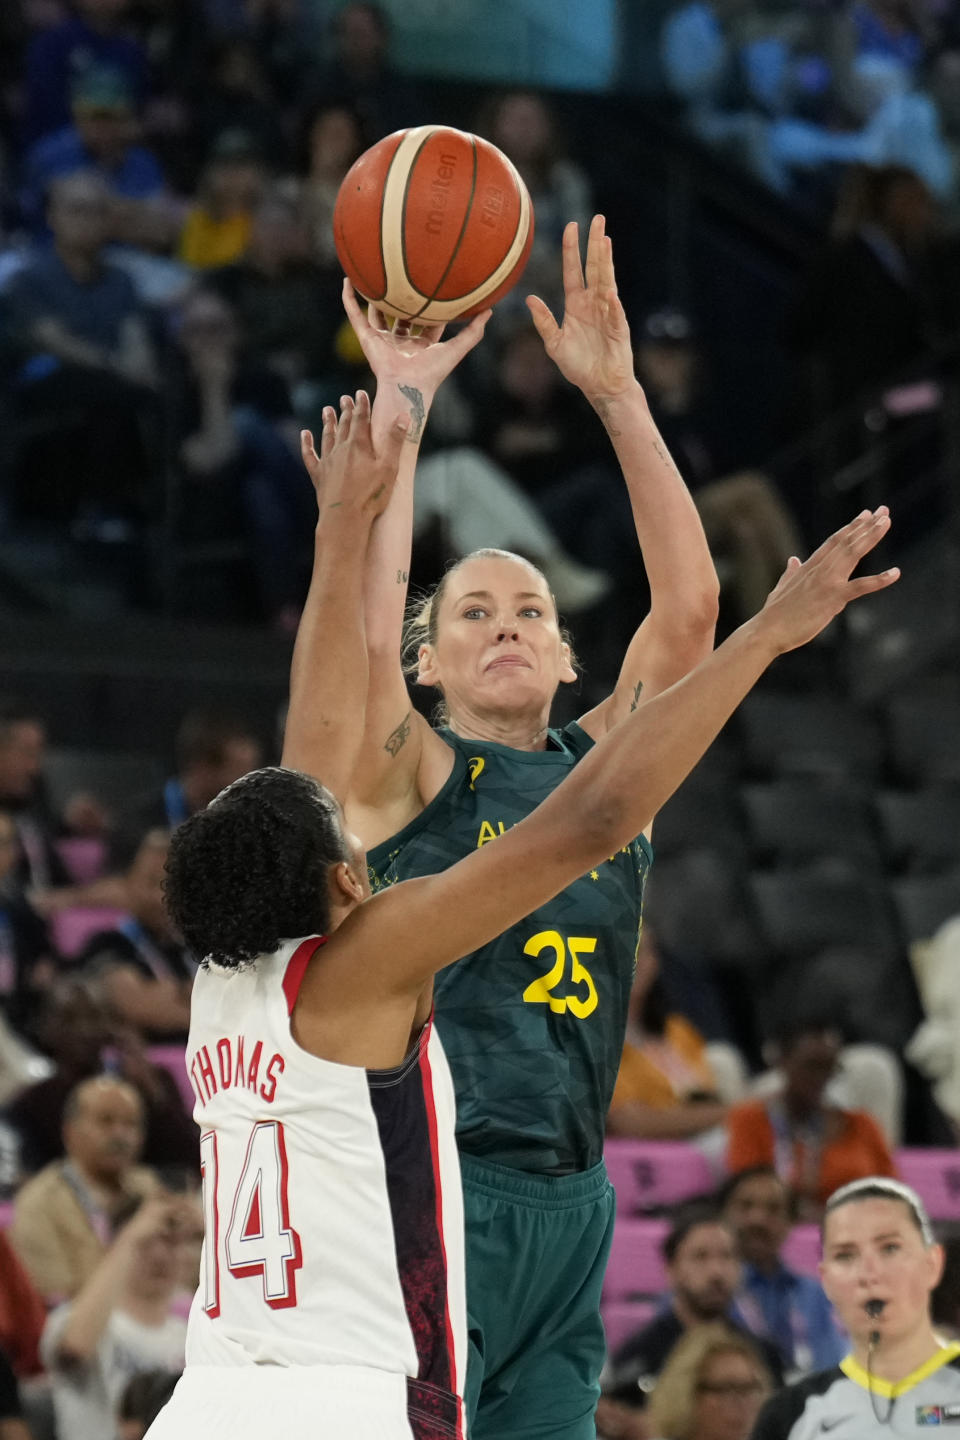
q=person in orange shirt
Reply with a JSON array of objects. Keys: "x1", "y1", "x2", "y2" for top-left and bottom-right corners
[
  {"x1": 607, "y1": 930, "x2": 728, "y2": 1140},
  {"x1": 726, "y1": 1018, "x2": 896, "y2": 1218}
]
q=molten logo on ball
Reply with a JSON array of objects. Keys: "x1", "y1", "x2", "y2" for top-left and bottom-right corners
[
  {"x1": 426, "y1": 153, "x2": 457, "y2": 238},
  {"x1": 334, "y1": 124, "x2": 534, "y2": 322}
]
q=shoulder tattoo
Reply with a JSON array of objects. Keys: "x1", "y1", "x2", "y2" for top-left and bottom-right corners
[{"x1": 384, "y1": 710, "x2": 412, "y2": 758}]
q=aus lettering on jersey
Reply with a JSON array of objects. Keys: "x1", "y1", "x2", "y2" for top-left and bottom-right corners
[
  {"x1": 189, "y1": 1036, "x2": 285, "y2": 1108},
  {"x1": 475, "y1": 817, "x2": 633, "y2": 867}
]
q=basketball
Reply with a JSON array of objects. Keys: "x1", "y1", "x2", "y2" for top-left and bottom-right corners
[{"x1": 333, "y1": 124, "x2": 534, "y2": 323}]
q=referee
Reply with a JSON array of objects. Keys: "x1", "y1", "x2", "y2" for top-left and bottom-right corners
[{"x1": 751, "y1": 1178, "x2": 960, "y2": 1437}]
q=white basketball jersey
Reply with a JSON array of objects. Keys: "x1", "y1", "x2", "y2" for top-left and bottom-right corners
[{"x1": 182, "y1": 936, "x2": 466, "y2": 1439}]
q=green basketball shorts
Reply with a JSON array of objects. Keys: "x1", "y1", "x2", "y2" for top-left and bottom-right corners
[{"x1": 460, "y1": 1155, "x2": 615, "y2": 1440}]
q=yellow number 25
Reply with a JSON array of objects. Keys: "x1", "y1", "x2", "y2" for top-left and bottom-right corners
[{"x1": 521, "y1": 930, "x2": 599, "y2": 1019}]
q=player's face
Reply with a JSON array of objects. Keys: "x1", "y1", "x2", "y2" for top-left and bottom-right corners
[
  {"x1": 671, "y1": 1222, "x2": 741, "y2": 1320},
  {"x1": 820, "y1": 1198, "x2": 943, "y2": 1346},
  {"x1": 724, "y1": 1173, "x2": 792, "y2": 1271},
  {"x1": 420, "y1": 554, "x2": 576, "y2": 724},
  {"x1": 693, "y1": 1349, "x2": 770, "y2": 1440}
]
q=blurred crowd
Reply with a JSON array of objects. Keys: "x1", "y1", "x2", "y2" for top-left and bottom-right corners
[
  {"x1": 660, "y1": 0, "x2": 960, "y2": 208},
  {"x1": 0, "y1": 6, "x2": 959, "y2": 1437},
  {"x1": 0, "y1": 0, "x2": 955, "y2": 639}
]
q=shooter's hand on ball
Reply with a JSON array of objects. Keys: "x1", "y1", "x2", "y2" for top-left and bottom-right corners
[
  {"x1": 756, "y1": 507, "x2": 899, "y2": 654},
  {"x1": 527, "y1": 215, "x2": 637, "y2": 406},
  {"x1": 342, "y1": 278, "x2": 490, "y2": 421}
]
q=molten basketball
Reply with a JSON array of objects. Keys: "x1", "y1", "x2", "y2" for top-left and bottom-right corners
[{"x1": 333, "y1": 125, "x2": 534, "y2": 323}]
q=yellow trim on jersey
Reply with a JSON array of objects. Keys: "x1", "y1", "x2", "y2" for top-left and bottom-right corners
[{"x1": 840, "y1": 1342, "x2": 960, "y2": 1398}]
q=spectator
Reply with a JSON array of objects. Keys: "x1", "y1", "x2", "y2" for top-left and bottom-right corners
[
  {"x1": 788, "y1": 163, "x2": 943, "y2": 410},
  {"x1": 636, "y1": 307, "x2": 802, "y2": 621},
  {"x1": 195, "y1": 36, "x2": 286, "y2": 173},
  {"x1": 0, "y1": 1230, "x2": 46, "y2": 1380},
  {"x1": 112, "y1": 706, "x2": 261, "y2": 866},
  {"x1": 480, "y1": 326, "x2": 599, "y2": 502},
  {"x1": 178, "y1": 129, "x2": 266, "y2": 271},
  {"x1": 299, "y1": 1, "x2": 424, "y2": 144},
  {"x1": 0, "y1": 702, "x2": 66, "y2": 894},
  {"x1": 0, "y1": 805, "x2": 54, "y2": 1035},
  {"x1": 0, "y1": 1351, "x2": 32, "y2": 1440},
  {"x1": 719, "y1": 1166, "x2": 845, "y2": 1376},
  {"x1": 602, "y1": 1205, "x2": 784, "y2": 1411},
  {"x1": 483, "y1": 91, "x2": 593, "y2": 325},
  {"x1": 2, "y1": 170, "x2": 158, "y2": 538},
  {"x1": 41, "y1": 1194, "x2": 192, "y2": 1440},
  {"x1": 22, "y1": 0, "x2": 150, "y2": 146},
  {"x1": 726, "y1": 1018, "x2": 897, "y2": 1217},
  {"x1": 10, "y1": 1074, "x2": 157, "y2": 1303},
  {"x1": 209, "y1": 189, "x2": 341, "y2": 386},
  {"x1": 660, "y1": 0, "x2": 785, "y2": 190},
  {"x1": 80, "y1": 830, "x2": 195, "y2": 1041},
  {"x1": 607, "y1": 927, "x2": 729, "y2": 1142},
  {"x1": 117, "y1": 1368, "x2": 180, "y2": 1440},
  {"x1": 163, "y1": 288, "x2": 313, "y2": 622},
  {"x1": 20, "y1": 65, "x2": 166, "y2": 238},
  {"x1": 645, "y1": 1324, "x2": 773, "y2": 1440},
  {"x1": 6, "y1": 983, "x2": 198, "y2": 1176},
  {"x1": 297, "y1": 102, "x2": 363, "y2": 271}
]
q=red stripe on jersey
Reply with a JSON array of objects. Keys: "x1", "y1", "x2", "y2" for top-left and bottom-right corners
[
  {"x1": 417, "y1": 1019, "x2": 464, "y2": 1439},
  {"x1": 281, "y1": 935, "x2": 326, "y2": 1016}
]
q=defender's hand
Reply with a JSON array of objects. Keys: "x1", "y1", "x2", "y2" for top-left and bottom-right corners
[
  {"x1": 757, "y1": 507, "x2": 900, "y2": 654},
  {"x1": 300, "y1": 390, "x2": 409, "y2": 521}
]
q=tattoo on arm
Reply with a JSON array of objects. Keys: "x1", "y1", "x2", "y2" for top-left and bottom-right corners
[
  {"x1": 384, "y1": 710, "x2": 412, "y2": 757},
  {"x1": 396, "y1": 569, "x2": 408, "y2": 584},
  {"x1": 653, "y1": 438, "x2": 680, "y2": 477},
  {"x1": 629, "y1": 680, "x2": 644, "y2": 713},
  {"x1": 398, "y1": 384, "x2": 425, "y2": 442},
  {"x1": 594, "y1": 398, "x2": 622, "y2": 438}
]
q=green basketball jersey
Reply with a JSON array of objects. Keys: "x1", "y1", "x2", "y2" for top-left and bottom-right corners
[{"x1": 366, "y1": 723, "x2": 652, "y2": 1175}]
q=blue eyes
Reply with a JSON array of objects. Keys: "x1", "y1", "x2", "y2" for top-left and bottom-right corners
[{"x1": 462, "y1": 607, "x2": 543, "y2": 620}]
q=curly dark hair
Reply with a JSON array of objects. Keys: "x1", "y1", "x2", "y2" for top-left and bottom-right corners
[{"x1": 164, "y1": 767, "x2": 348, "y2": 968}]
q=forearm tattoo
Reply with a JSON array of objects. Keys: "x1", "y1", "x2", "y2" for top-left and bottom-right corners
[
  {"x1": 594, "y1": 397, "x2": 622, "y2": 438},
  {"x1": 384, "y1": 710, "x2": 412, "y2": 757},
  {"x1": 398, "y1": 384, "x2": 425, "y2": 442},
  {"x1": 653, "y1": 437, "x2": 680, "y2": 477},
  {"x1": 629, "y1": 680, "x2": 644, "y2": 712}
]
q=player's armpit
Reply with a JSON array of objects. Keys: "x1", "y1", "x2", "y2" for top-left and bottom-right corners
[{"x1": 344, "y1": 706, "x2": 451, "y2": 847}]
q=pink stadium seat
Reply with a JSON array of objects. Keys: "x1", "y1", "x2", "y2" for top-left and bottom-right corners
[
  {"x1": 782, "y1": 1224, "x2": 821, "y2": 1277},
  {"x1": 897, "y1": 1149, "x2": 960, "y2": 1221},
  {"x1": 55, "y1": 836, "x2": 108, "y2": 884},
  {"x1": 603, "y1": 1217, "x2": 670, "y2": 1301},
  {"x1": 604, "y1": 1140, "x2": 714, "y2": 1214},
  {"x1": 51, "y1": 906, "x2": 128, "y2": 959},
  {"x1": 147, "y1": 1045, "x2": 195, "y2": 1114},
  {"x1": 602, "y1": 1299, "x2": 656, "y2": 1354}
]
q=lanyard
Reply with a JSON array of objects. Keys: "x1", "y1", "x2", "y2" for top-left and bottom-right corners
[{"x1": 61, "y1": 1161, "x2": 114, "y2": 1248}]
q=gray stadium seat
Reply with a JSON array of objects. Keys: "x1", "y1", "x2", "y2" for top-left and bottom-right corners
[
  {"x1": 741, "y1": 777, "x2": 882, "y2": 869},
  {"x1": 736, "y1": 693, "x2": 884, "y2": 781}
]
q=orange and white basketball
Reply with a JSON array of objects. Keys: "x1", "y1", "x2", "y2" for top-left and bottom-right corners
[{"x1": 333, "y1": 124, "x2": 534, "y2": 323}]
